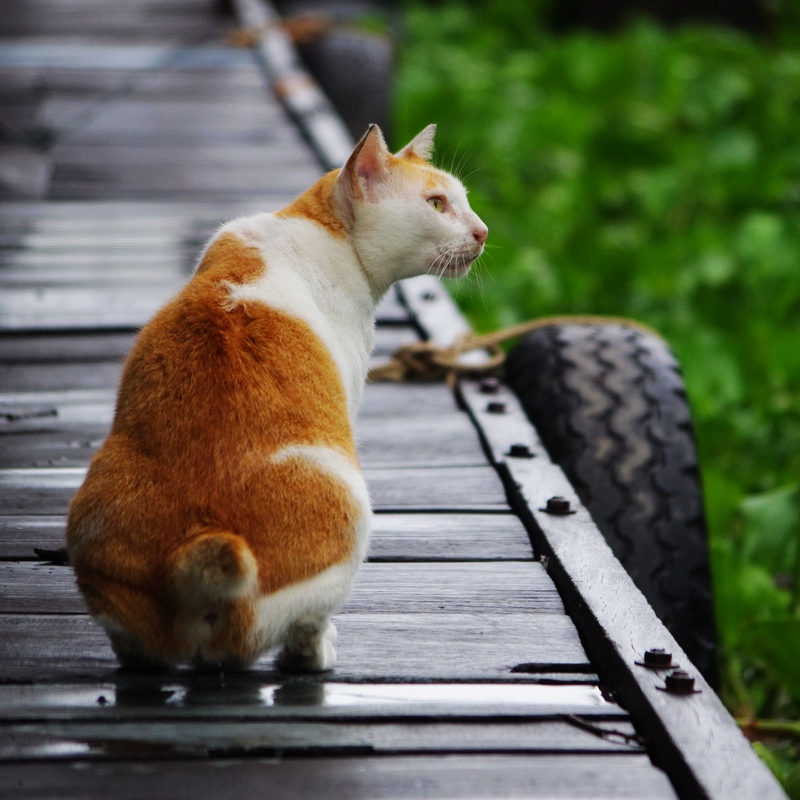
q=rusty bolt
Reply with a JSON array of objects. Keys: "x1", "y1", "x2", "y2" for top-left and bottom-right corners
[
  {"x1": 644, "y1": 648, "x2": 673, "y2": 668},
  {"x1": 663, "y1": 670, "x2": 697, "y2": 695},
  {"x1": 479, "y1": 377, "x2": 500, "y2": 394},
  {"x1": 542, "y1": 496, "x2": 574, "y2": 515},
  {"x1": 507, "y1": 443, "x2": 533, "y2": 458},
  {"x1": 486, "y1": 401, "x2": 506, "y2": 414}
]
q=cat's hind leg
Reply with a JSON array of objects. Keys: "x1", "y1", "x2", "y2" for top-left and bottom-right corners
[{"x1": 276, "y1": 616, "x2": 337, "y2": 673}]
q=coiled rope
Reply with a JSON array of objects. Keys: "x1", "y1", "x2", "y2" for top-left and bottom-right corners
[{"x1": 367, "y1": 315, "x2": 661, "y2": 383}]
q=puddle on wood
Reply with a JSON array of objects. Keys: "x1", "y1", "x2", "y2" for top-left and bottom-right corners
[
  {"x1": 262, "y1": 683, "x2": 610, "y2": 708},
  {"x1": 1, "y1": 682, "x2": 609, "y2": 712}
]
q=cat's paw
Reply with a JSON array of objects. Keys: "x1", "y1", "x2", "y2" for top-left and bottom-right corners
[{"x1": 277, "y1": 620, "x2": 337, "y2": 673}]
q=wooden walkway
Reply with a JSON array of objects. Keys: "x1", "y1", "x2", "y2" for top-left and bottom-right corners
[{"x1": 0, "y1": 1, "x2": 784, "y2": 798}]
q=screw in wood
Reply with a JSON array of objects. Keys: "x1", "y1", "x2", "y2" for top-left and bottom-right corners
[
  {"x1": 662, "y1": 670, "x2": 699, "y2": 695},
  {"x1": 479, "y1": 377, "x2": 500, "y2": 394},
  {"x1": 541, "y1": 496, "x2": 575, "y2": 515},
  {"x1": 636, "y1": 648, "x2": 677, "y2": 670},
  {"x1": 507, "y1": 443, "x2": 533, "y2": 458},
  {"x1": 486, "y1": 401, "x2": 506, "y2": 414},
  {"x1": 644, "y1": 648, "x2": 673, "y2": 668}
]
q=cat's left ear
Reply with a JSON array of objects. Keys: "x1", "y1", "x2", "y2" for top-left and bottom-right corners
[
  {"x1": 397, "y1": 124, "x2": 436, "y2": 162},
  {"x1": 334, "y1": 124, "x2": 390, "y2": 224}
]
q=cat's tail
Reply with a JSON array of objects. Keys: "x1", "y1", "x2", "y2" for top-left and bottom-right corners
[{"x1": 170, "y1": 530, "x2": 258, "y2": 608}]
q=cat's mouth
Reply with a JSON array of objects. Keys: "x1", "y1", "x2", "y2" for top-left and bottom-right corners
[{"x1": 432, "y1": 245, "x2": 483, "y2": 278}]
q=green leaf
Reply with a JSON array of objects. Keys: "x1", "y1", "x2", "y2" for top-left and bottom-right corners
[
  {"x1": 740, "y1": 486, "x2": 799, "y2": 575},
  {"x1": 752, "y1": 741, "x2": 785, "y2": 784},
  {"x1": 742, "y1": 619, "x2": 800, "y2": 701}
]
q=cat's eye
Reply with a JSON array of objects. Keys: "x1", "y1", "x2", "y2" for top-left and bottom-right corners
[{"x1": 427, "y1": 196, "x2": 445, "y2": 213}]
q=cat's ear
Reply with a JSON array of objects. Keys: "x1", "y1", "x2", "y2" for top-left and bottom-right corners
[
  {"x1": 334, "y1": 124, "x2": 390, "y2": 225},
  {"x1": 397, "y1": 124, "x2": 436, "y2": 162}
]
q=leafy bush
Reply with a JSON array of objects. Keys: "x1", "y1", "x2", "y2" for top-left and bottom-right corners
[{"x1": 396, "y1": 0, "x2": 800, "y2": 786}]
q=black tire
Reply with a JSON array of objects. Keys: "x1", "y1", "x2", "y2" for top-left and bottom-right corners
[{"x1": 505, "y1": 322, "x2": 718, "y2": 685}]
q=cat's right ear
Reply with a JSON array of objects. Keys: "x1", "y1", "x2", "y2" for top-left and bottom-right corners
[
  {"x1": 397, "y1": 124, "x2": 436, "y2": 162},
  {"x1": 334, "y1": 124, "x2": 390, "y2": 226}
]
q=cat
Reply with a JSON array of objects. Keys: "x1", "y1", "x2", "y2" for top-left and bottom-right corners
[{"x1": 66, "y1": 123, "x2": 488, "y2": 672}]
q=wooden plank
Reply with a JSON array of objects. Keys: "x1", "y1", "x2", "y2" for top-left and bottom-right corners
[
  {"x1": 457, "y1": 377, "x2": 787, "y2": 800},
  {"x1": 0, "y1": 613, "x2": 591, "y2": 681},
  {"x1": 0, "y1": 513, "x2": 535, "y2": 563},
  {"x1": 0, "y1": 416, "x2": 487, "y2": 469},
  {"x1": 0, "y1": 515, "x2": 64, "y2": 559},
  {"x1": 0, "y1": 333, "x2": 137, "y2": 362},
  {"x1": 0, "y1": 0, "x2": 228, "y2": 37},
  {"x1": 0, "y1": 465, "x2": 511, "y2": 515},
  {"x1": 0, "y1": 285, "x2": 182, "y2": 331},
  {"x1": 0, "y1": 362, "x2": 124, "y2": 391},
  {"x1": 0, "y1": 754, "x2": 678, "y2": 799},
  {"x1": 370, "y1": 513, "x2": 533, "y2": 562},
  {"x1": 0, "y1": 681, "x2": 620, "y2": 722},
  {"x1": 0, "y1": 562, "x2": 562, "y2": 615},
  {"x1": 0, "y1": 719, "x2": 643, "y2": 760}
]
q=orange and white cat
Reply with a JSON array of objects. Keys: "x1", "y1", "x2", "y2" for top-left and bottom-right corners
[{"x1": 66, "y1": 124, "x2": 488, "y2": 671}]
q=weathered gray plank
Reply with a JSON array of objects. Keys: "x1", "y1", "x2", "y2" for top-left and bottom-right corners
[
  {"x1": 369, "y1": 513, "x2": 533, "y2": 561},
  {"x1": 0, "y1": 515, "x2": 64, "y2": 558},
  {"x1": 0, "y1": 754, "x2": 678, "y2": 799},
  {"x1": 0, "y1": 512, "x2": 535, "y2": 562},
  {"x1": 0, "y1": 562, "x2": 561, "y2": 615},
  {"x1": 0, "y1": 415, "x2": 487, "y2": 470},
  {"x1": 0, "y1": 718, "x2": 642, "y2": 760},
  {"x1": 0, "y1": 333, "x2": 137, "y2": 363},
  {"x1": 0, "y1": 362, "x2": 125, "y2": 391},
  {"x1": 0, "y1": 612, "x2": 591, "y2": 680},
  {"x1": 0, "y1": 0, "x2": 229, "y2": 37},
  {"x1": 0, "y1": 383, "x2": 452, "y2": 420},
  {"x1": 0, "y1": 465, "x2": 510, "y2": 514}
]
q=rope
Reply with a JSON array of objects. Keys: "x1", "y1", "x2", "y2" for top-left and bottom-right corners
[{"x1": 367, "y1": 315, "x2": 661, "y2": 383}]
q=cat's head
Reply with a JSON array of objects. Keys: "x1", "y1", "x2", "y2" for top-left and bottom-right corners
[{"x1": 333, "y1": 124, "x2": 488, "y2": 294}]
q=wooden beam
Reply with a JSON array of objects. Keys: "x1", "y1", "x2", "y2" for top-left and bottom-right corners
[{"x1": 457, "y1": 377, "x2": 786, "y2": 800}]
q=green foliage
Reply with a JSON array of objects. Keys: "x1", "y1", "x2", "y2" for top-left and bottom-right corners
[{"x1": 396, "y1": 0, "x2": 800, "y2": 778}]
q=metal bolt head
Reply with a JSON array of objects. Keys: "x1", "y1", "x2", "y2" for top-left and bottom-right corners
[
  {"x1": 479, "y1": 377, "x2": 500, "y2": 394},
  {"x1": 544, "y1": 496, "x2": 572, "y2": 514},
  {"x1": 664, "y1": 670, "x2": 696, "y2": 694},
  {"x1": 508, "y1": 443, "x2": 533, "y2": 458},
  {"x1": 644, "y1": 648, "x2": 673, "y2": 668},
  {"x1": 486, "y1": 401, "x2": 506, "y2": 414}
]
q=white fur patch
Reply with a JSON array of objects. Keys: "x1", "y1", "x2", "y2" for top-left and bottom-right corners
[{"x1": 219, "y1": 214, "x2": 375, "y2": 416}]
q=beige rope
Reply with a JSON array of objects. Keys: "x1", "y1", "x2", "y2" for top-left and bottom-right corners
[{"x1": 367, "y1": 315, "x2": 661, "y2": 383}]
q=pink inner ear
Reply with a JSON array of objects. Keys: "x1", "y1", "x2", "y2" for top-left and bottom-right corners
[{"x1": 356, "y1": 128, "x2": 388, "y2": 187}]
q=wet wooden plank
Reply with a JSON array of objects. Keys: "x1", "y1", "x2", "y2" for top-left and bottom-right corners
[
  {"x1": 0, "y1": 612, "x2": 591, "y2": 681},
  {"x1": 0, "y1": 718, "x2": 643, "y2": 760},
  {"x1": 0, "y1": 681, "x2": 619, "y2": 722},
  {"x1": 0, "y1": 465, "x2": 510, "y2": 515},
  {"x1": 0, "y1": 561, "x2": 561, "y2": 615},
  {"x1": 0, "y1": 513, "x2": 534, "y2": 563},
  {"x1": 0, "y1": 754, "x2": 678, "y2": 799}
]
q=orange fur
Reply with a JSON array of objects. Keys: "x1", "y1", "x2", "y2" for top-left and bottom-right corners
[
  {"x1": 276, "y1": 169, "x2": 347, "y2": 237},
  {"x1": 68, "y1": 232, "x2": 359, "y2": 666}
]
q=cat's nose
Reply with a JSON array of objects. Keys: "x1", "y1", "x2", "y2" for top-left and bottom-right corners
[{"x1": 473, "y1": 224, "x2": 488, "y2": 246}]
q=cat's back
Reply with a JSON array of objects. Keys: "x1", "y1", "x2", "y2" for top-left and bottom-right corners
[{"x1": 114, "y1": 220, "x2": 355, "y2": 455}]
